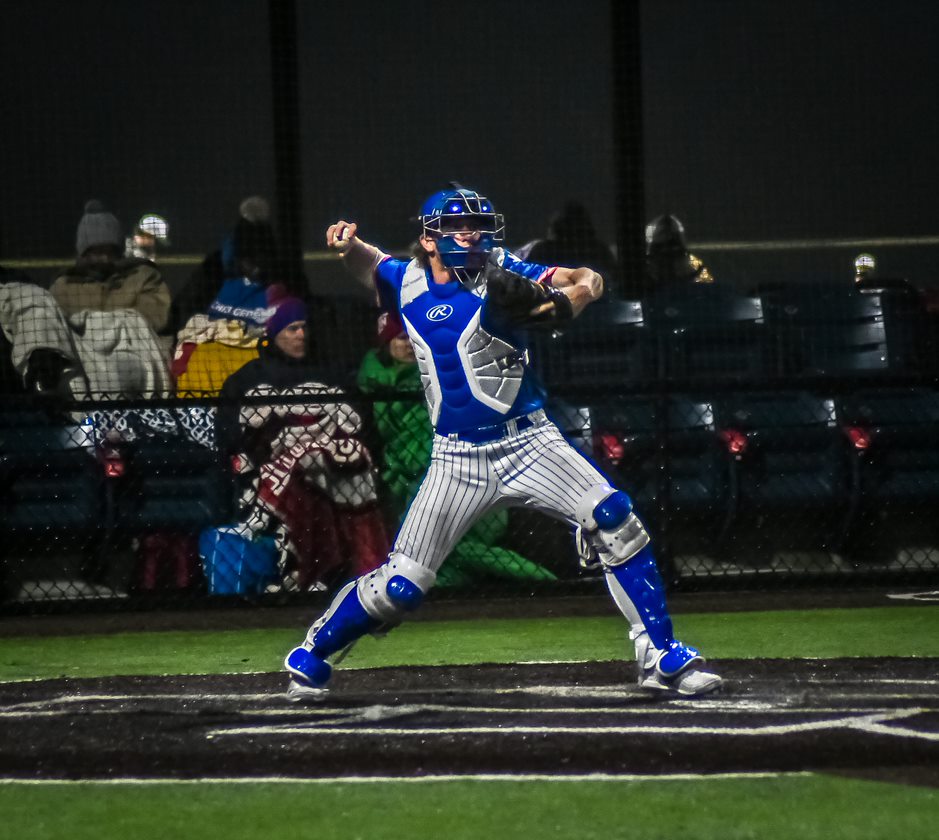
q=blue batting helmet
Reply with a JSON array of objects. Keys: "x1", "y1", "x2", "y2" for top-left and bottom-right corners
[{"x1": 418, "y1": 185, "x2": 505, "y2": 272}]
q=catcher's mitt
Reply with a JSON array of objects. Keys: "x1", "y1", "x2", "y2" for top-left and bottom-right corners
[{"x1": 484, "y1": 262, "x2": 574, "y2": 330}]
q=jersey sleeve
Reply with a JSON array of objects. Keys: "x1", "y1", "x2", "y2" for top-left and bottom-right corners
[
  {"x1": 501, "y1": 250, "x2": 558, "y2": 285},
  {"x1": 373, "y1": 256, "x2": 409, "y2": 312}
]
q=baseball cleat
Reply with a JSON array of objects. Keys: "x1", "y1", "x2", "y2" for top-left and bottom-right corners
[
  {"x1": 285, "y1": 678, "x2": 329, "y2": 704},
  {"x1": 639, "y1": 666, "x2": 724, "y2": 697},
  {"x1": 633, "y1": 633, "x2": 724, "y2": 697}
]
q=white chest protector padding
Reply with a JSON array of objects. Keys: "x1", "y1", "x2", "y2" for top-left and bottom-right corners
[{"x1": 457, "y1": 309, "x2": 524, "y2": 414}]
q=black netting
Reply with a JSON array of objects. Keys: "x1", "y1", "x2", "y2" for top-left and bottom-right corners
[{"x1": 2, "y1": 1, "x2": 939, "y2": 611}]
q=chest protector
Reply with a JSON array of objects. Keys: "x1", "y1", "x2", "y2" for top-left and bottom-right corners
[{"x1": 397, "y1": 258, "x2": 530, "y2": 435}]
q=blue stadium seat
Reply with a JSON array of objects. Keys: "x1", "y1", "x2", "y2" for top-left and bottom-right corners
[
  {"x1": 643, "y1": 285, "x2": 767, "y2": 380},
  {"x1": 713, "y1": 390, "x2": 852, "y2": 563},
  {"x1": 761, "y1": 284, "x2": 928, "y2": 376},
  {"x1": 532, "y1": 298, "x2": 650, "y2": 387},
  {"x1": 0, "y1": 411, "x2": 105, "y2": 599},
  {"x1": 590, "y1": 394, "x2": 731, "y2": 558},
  {"x1": 0, "y1": 412, "x2": 103, "y2": 532},
  {"x1": 108, "y1": 438, "x2": 229, "y2": 531},
  {"x1": 837, "y1": 387, "x2": 939, "y2": 565}
]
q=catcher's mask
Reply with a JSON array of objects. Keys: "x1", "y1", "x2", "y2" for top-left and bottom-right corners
[{"x1": 418, "y1": 185, "x2": 504, "y2": 281}]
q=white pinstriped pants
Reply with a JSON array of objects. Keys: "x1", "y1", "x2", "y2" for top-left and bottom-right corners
[{"x1": 393, "y1": 417, "x2": 609, "y2": 574}]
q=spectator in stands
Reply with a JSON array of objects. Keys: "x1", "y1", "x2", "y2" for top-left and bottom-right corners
[
  {"x1": 212, "y1": 295, "x2": 387, "y2": 592},
  {"x1": 50, "y1": 200, "x2": 171, "y2": 335},
  {"x1": 170, "y1": 196, "x2": 280, "y2": 335},
  {"x1": 517, "y1": 201, "x2": 620, "y2": 298},
  {"x1": 644, "y1": 213, "x2": 715, "y2": 292},
  {"x1": 1, "y1": 264, "x2": 72, "y2": 395},
  {"x1": 357, "y1": 311, "x2": 557, "y2": 587},
  {"x1": 2, "y1": 265, "x2": 168, "y2": 402},
  {"x1": 1, "y1": 273, "x2": 79, "y2": 396},
  {"x1": 172, "y1": 196, "x2": 290, "y2": 396}
]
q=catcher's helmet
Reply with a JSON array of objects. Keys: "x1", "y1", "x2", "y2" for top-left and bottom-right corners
[{"x1": 418, "y1": 185, "x2": 504, "y2": 273}]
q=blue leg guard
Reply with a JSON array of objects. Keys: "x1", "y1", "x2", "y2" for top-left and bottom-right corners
[
  {"x1": 582, "y1": 489, "x2": 719, "y2": 693},
  {"x1": 285, "y1": 557, "x2": 434, "y2": 689},
  {"x1": 607, "y1": 544, "x2": 674, "y2": 650},
  {"x1": 607, "y1": 545, "x2": 710, "y2": 684},
  {"x1": 285, "y1": 580, "x2": 379, "y2": 688}
]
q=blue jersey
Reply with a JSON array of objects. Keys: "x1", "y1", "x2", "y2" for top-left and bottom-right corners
[{"x1": 373, "y1": 248, "x2": 556, "y2": 435}]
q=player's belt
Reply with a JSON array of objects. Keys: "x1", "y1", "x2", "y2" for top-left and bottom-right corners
[{"x1": 448, "y1": 410, "x2": 547, "y2": 444}]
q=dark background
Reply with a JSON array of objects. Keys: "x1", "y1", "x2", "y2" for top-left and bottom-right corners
[{"x1": 2, "y1": 0, "x2": 937, "y2": 290}]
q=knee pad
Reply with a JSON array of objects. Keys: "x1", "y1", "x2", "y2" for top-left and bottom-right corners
[
  {"x1": 357, "y1": 552, "x2": 437, "y2": 625},
  {"x1": 606, "y1": 544, "x2": 674, "y2": 650},
  {"x1": 575, "y1": 484, "x2": 650, "y2": 566}
]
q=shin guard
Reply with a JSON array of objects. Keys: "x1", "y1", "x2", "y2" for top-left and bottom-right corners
[
  {"x1": 605, "y1": 543, "x2": 674, "y2": 649},
  {"x1": 285, "y1": 580, "x2": 380, "y2": 688}
]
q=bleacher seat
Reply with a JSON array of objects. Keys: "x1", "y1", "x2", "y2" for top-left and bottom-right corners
[
  {"x1": 643, "y1": 284, "x2": 767, "y2": 381},
  {"x1": 0, "y1": 411, "x2": 105, "y2": 598},
  {"x1": 0, "y1": 412, "x2": 103, "y2": 532},
  {"x1": 590, "y1": 394, "x2": 731, "y2": 557},
  {"x1": 761, "y1": 283, "x2": 928, "y2": 376},
  {"x1": 836, "y1": 387, "x2": 939, "y2": 566},
  {"x1": 713, "y1": 390, "x2": 852, "y2": 562},
  {"x1": 532, "y1": 298, "x2": 650, "y2": 387},
  {"x1": 108, "y1": 438, "x2": 229, "y2": 531}
]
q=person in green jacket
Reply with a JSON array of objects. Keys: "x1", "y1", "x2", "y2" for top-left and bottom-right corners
[{"x1": 358, "y1": 311, "x2": 556, "y2": 587}]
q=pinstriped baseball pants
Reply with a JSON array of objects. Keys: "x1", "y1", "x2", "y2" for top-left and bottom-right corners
[{"x1": 394, "y1": 418, "x2": 609, "y2": 573}]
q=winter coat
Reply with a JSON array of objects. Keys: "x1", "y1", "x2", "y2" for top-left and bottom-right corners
[
  {"x1": 357, "y1": 347, "x2": 432, "y2": 501},
  {"x1": 50, "y1": 258, "x2": 171, "y2": 334}
]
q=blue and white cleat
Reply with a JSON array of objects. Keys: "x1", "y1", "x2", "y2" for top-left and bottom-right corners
[{"x1": 634, "y1": 633, "x2": 723, "y2": 697}]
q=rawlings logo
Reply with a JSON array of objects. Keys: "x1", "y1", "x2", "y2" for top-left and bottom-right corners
[{"x1": 426, "y1": 304, "x2": 454, "y2": 322}]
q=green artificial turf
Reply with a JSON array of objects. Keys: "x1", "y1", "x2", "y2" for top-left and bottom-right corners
[
  {"x1": 0, "y1": 604, "x2": 936, "y2": 683},
  {"x1": 0, "y1": 773, "x2": 936, "y2": 840}
]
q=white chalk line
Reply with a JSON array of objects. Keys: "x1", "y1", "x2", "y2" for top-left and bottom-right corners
[
  {"x1": 886, "y1": 590, "x2": 939, "y2": 601},
  {"x1": 208, "y1": 708, "x2": 927, "y2": 739},
  {"x1": 1, "y1": 685, "x2": 936, "y2": 721},
  {"x1": 0, "y1": 692, "x2": 280, "y2": 711},
  {"x1": 493, "y1": 684, "x2": 939, "y2": 700},
  {"x1": 0, "y1": 770, "x2": 813, "y2": 786}
]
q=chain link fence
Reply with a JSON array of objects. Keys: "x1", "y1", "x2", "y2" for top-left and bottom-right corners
[
  {"x1": 2, "y1": 1, "x2": 939, "y2": 611},
  {"x1": 2, "y1": 272, "x2": 939, "y2": 611}
]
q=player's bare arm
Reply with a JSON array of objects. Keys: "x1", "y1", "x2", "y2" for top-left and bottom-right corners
[
  {"x1": 548, "y1": 266, "x2": 603, "y2": 318},
  {"x1": 326, "y1": 220, "x2": 387, "y2": 289}
]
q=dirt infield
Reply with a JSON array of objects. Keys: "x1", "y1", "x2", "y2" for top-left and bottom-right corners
[{"x1": 1, "y1": 657, "x2": 937, "y2": 785}]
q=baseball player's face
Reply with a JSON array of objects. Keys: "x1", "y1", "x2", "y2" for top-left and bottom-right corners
[
  {"x1": 440, "y1": 217, "x2": 483, "y2": 247},
  {"x1": 274, "y1": 320, "x2": 307, "y2": 360},
  {"x1": 420, "y1": 223, "x2": 482, "y2": 262}
]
